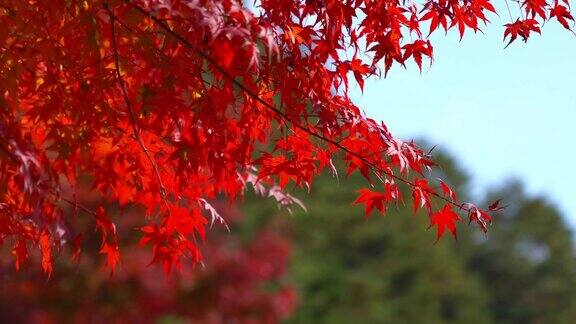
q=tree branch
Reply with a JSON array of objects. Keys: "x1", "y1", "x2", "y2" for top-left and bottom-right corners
[
  {"x1": 122, "y1": 1, "x2": 475, "y2": 213},
  {"x1": 104, "y1": 4, "x2": 169, "y2": 204}
]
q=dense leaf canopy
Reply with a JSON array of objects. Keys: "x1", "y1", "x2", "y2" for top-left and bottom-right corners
[{"x1": 0, "y1": 0, "x2": 572, "y2": 274}]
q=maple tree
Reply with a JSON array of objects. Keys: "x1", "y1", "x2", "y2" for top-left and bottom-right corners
[{"x1": 0, "y1": 0, "x2": 572, "y2": 275}]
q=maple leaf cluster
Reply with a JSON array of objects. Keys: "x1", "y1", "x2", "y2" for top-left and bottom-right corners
[
  {"x1": 0, "y1": 204, "x2": 296, "y2": 323},
  {"x1": 0, "y1": 0, "x2": 572, "y2": 275}
]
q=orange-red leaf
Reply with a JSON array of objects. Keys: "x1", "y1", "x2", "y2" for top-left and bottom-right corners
[
  {"x1": 354, "y1": 189, "x2": 386, "y2": 218},
  {"x1": 550, "y1": 1, "x2": 575, "y2": 31},
  {"x1": 439, "y1": 179, "x2": 457, "y2": 200},
  {"x1": 100, "y1": 242, "x2": 120, "y2": 274},
  {"x1": 430, "y1": 205, "x2": 461, "y2": 241},
  {"x1": 39, "y1": 231, "x2": 53, "y2": 276}
]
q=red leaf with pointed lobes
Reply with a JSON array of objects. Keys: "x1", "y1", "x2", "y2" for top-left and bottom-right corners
[
  {"x1": 523, "y1": 0, "x2": 548, "y2": 19},
  {"x1": 407, "y1": 5, "x2": 423, "y2": 38},
  {"x1": 384, "y1": 180, "x2": 402, "y2": 204},
  {"x1": 488, "y1": 199, "x2": 507, "y2": 212},
  {"x1": 430, "y1": 205, "x2": 461, "y2": 242},
  {"x1": 466, "y1": 204, "x2": 493, "y2": 233},
  {"x1": 165, "y1": 206, "x2": 208, "y2": 240},
  {"x1": 402, "y1": 39, "x2": 433, "y2": 72},
  {"x1": 450, "y1": 3, "x2": 468, "y2": 39},
  {"x1": 345, "y1": 154, "x2": 371, "y2": 181},
  {"x1": 100, "y1": 242, "x2": 120, "y2": 275},
  {"x1": 420, "y1": 2, "x2": 450, "y2": 36},
  {"x1": 139, "y1": 224, "x2": 165, "y2": 247},
  {"x1": 354, "y1": 188, "x2": 387, "y2": 218},
  {"x1": 350, "y1": 58, "x2": 371, "y2": 91},
  {"x1": 504, "y1": 19, "x2": 541, "y2": 47},
  {"x1": 439, "y1": 179, "x2": 457, "y2": 200},
  {"x1": 412, "y1": 179, "x2": 433, "y2": 215},
  {"x1": 39, "y1": 231, "x2": 53, "y2": 276},
  {"x1": 94, "y1": 207, "x2": 116, "y2": 244},
  {"x1": 550, "y1": 1, "x2": 575, "y2": 31},
  {"x1": 475, "y1": 0, "x2": 497, "y2": 15},
  {"x1": 284, "y1": 25, "x2": 314, "y2": 45}
]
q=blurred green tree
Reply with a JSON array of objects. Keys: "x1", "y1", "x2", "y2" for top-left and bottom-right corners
[
  {"x1": 469, "y1": 182, "x2": 576, "y2": 323},
  {"x1": 242, "y1": 151, "x2": 576, "y2": 323}
]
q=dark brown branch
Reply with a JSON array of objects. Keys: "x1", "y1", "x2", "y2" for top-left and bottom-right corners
[{"x1": 51, "y1": 191, "x2": 98, "y2": 217}]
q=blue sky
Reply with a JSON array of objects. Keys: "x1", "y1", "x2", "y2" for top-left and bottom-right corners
[{"x1": 352, "y1": 14, "x2": 576, "y2": 227}]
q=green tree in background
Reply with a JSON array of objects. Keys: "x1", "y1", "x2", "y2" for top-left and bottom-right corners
[
  {"x1": 470, "y1": 182, "x2": 576, "y2": 323},
  {"x1": 242, "y1": 151, "x2": 576, "y2": 323}
]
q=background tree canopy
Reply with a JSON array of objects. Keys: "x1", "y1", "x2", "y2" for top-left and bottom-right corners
[{"x1": 240, "y1": 150, "x2": 576, "y2": 324}]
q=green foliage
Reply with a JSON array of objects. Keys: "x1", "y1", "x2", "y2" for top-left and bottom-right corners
[
  {"x1": 471, "y1": 183, "x2": 576, "y2": 323},
  {"x1": 242, "y1": 153, "x2": 576, "y2": 323}
]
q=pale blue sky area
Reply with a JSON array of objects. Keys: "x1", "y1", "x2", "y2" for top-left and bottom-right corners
[{"x1": 352, "y1": 14, "x2": 576, "y2": 227}]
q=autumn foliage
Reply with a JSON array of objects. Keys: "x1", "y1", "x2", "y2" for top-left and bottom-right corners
[
  {"x1": 0, "y1": 0, "x2": 572, "y2": 275},
  {"x1": 0, "y1": 204, "x2": 296, "y2": 322}
]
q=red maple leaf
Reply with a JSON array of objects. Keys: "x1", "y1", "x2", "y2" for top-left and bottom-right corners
[
  {"x1": 354, "y1": 189, "x2": 387, "y2": 218},
  {"x1": 420, "y1": 2, "x2": 450, "y2": 36},
  {"x1": 412, "y1": 179, "x2": 433, "y2": 215},
  {"x1": 402, "y1": 39, "x2": 433, "y2": 72},
  {"x1": 439, "y1": 179, "x2": 457, "y2": 200},
  {"x1": 430, "y1": 205, "x2": 461, "y2": 241},
  {"x1": 94, "y1": 206, "x2": 117, "y2": 244},
  {"x1": 523, "y1": 0, "x2": 548, "y2": 19},
  {"x1": 467, "y1": 205, "x2": 493, "y2": 233},
  {"x1": 550, "y1": 1, "x2": 575, "y2": 31},
  {"x1": 38, "y1": 231, "x2": 53, "y2": 276},
  {"x1": 488, "y1": 199, "x2": 507, "y2": 212},
  {"x1": 504, "y1": 19, "x2": 541, "y2": 47},
  {"x1": 100, "y1": 242, "x2": 121, "y2": 275}
]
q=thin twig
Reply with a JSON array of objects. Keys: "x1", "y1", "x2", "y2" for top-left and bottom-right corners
[
  {"x1": 104, "y1": 4, "x2": 170, "y2": 211},
  {"x1": 51, "y1": 191, "x2": 98, "y2": 216},
  {"x1": 504, "y1": 0, "x2": 514, "y2": 21}
]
